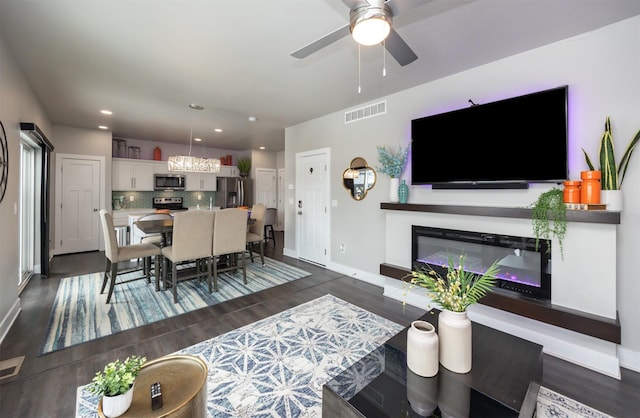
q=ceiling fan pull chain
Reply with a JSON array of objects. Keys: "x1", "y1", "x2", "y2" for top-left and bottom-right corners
[
  {"x1": 358, "y1": 44, "x2": 362, "y2": 94},
  {"x1": 383, "y1": 40, "x2": 387, "y2": 77}
]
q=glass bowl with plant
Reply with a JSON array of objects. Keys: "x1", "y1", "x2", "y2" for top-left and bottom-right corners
[{"x1": 407, "y1": 254, "x2": 499, "y2": 313}]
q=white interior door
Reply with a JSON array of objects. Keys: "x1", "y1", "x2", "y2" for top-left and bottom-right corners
[
  {"x1": 296, "y1": 148, "x2": 330, "y2": 266},
  {"x1": 57, "y1": 155, "x2": 101, "y2": 254},
  {"x1": 255, "y1": 168, "x2": 277, "y2": 208}
]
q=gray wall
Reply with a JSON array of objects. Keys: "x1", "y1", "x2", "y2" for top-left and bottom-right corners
[
  {"x1": 0, "y1": 35, "x2": 51, "y2": 334},
  {"x1": 284, "y1": 16, "x2": 640, "y2": 370}
]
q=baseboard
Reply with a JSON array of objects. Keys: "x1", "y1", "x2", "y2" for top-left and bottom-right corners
[
  {"x1": 283, "y1": 247, "x2": 297, "y2": 258},
  {"x1": 0, "y1": 298, "x2": 21, "y2": 346},
  {"x1": 325, "y1": 261, "x2": 385, "y2": 287},
  {"x1": 618, "y1": 346, "x2": 640, "y2": 373}
]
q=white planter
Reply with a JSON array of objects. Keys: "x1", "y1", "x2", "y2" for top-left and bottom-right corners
[
  {"x1": 406, "y1": 320, "x2": 439, "y2": 377},
  {"x1": 389, "y1": 178, "x2": 400, "y2": 203},
  {"x1": 600, "y1": 190, "x2": 623, "y2": 211},
  {"x1": 102, "y1": 384, "x2": 134, "y2": 418},
  {"x1": 438, "y1": 310, "x2": 472, "y2": 373}
]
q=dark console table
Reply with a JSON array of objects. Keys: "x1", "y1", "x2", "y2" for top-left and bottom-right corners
[{"x1": 322, "y1": 310, "x2": 542, "y2": 417}]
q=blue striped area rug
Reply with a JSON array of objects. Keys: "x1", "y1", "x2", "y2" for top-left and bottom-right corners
[{"x1": 40, "y1": 258, "x2": 310, "y2": 355}]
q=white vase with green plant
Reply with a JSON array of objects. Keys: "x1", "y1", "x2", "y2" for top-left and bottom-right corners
[
  {"x1": 582, "y1": 117, "x2": 639, "y2": 211},
  {"x1": 407, "y1": 254, "x2": 499, "y2": 373},
  {"x1": 86, "y1": 355, "x2": 146, "y2": 417},
  {"x1": 375, "y1": 144, "x2": 409, "y2": 203}
]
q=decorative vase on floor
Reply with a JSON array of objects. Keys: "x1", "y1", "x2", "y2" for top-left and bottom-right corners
[
  {"x1": 406, "y1": 320, "x2": 439, "y2": 377},
  {"x1": 389, "y1": 178, "x2": 400, "y2": 203},
  {"x1": 438, "y1": 310, "x2": 472, "y2": 373},
  {"x1": 101, "y1": 384, "x2": 135, "y2": 418},
  {"x1": 600, "y1": 190, "x2": 623, "y2": 211},
  {"x1": 398, "y1": 179, "x2": 409, "y2": 204}
]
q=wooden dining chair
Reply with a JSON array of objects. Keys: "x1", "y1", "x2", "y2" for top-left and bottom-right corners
[
  {"x1": 211, "y1": 208, "x2": 248, "y2": 292},
  {"x1": 161, "y1": 210, "x2": 214, "y2": 303},
  {"x1": 99, "y1": 209, "x2": 162, "y2": 304},
  {"x1": 263, "y1": 207, "x2": 277, "y2": 246},
  {"x1": 246, "y1": 203, "x2": 265, "y2": 266}
]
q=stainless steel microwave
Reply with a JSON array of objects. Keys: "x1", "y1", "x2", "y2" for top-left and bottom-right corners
[{"x1": 154, "y1": 173, "x2": 186, "y2": 190}]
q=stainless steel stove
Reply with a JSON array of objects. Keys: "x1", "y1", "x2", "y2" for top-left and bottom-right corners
[{"x1": 152, "y1": 197, "x2": 188, "y2": 211}]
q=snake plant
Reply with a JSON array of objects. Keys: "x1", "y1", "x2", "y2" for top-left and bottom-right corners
[{"x1": 582, "y1": 117, "x2": 640, "y2": 190}]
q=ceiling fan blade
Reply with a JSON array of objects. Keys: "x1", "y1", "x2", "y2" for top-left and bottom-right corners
[
  {"x1": 291, "y1": 25, "x2": 351, "y2": 59},
  {"x1": 385, "y1": 27, "x2": 418, "y2": 66}
]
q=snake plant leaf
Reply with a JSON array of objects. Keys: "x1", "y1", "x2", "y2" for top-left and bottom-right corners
[
  {"x1": 599, "y1": 117, "x2": 617, "y2": 190},
  {"x1": 617, "y1": 129, "x2": 640, "y2": 188},
  {"x1": 582, "y1": 148, "x2": 596, "y2": 171}
]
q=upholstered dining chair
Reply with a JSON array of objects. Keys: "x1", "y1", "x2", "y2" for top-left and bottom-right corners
[
  {"x1": 246, "y1": 203, "x2": 266, "y2": 266},
  {"x1": 99, "y1": 209, "x2": 162, "y2": 304},
  {"x1": 211, "y1": 208, "x2": 248, "y2": 292},
  {"x1": 137, "y1": 212, "x2": 173, "y2": 276},
  {"x1": 161, "y1": 210, "x2": 214, "y2": 303}
]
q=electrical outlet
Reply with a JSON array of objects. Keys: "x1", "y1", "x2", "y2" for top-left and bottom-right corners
[
  {"x1": 339, "y1": 244, "x2": 345, "y2": 254},
  {"x1": 129, "y1": 195, "x2": 134, "y2": 202}
]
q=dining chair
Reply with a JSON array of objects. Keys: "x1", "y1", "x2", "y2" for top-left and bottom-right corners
[
  {"x1": 137, "y1": 212, "x2": 173, "y2": 276},
  {"x1": 211, "y1": 208, "x2": 248, "y2": 292},
  {"x1": 246, "y1": 204, "x2": 266, "y2": 266},
  {"x1": 99, "y1": 209, "x2": 162, "y2": 304},
  {"x1": 161, "y1": 210, "x2": 214, "y2": 303},
  {"x1": 263, "y1": 207, "x2": 277, "y2": 246}
]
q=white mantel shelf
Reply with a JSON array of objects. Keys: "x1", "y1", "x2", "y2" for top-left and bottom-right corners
[{"x1": 380, "y1": 203, "x2": 621, "y2": 224}]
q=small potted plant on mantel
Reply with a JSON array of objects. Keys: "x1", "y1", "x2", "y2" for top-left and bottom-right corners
[
  {"x1": 375, "y1": 144, "x2": 410, "y2": 203},
  {"x1": 582, "y1": 117, "x2": 639, "y2": 211},
  {"x1": 86, "y1": 355, "x2": 146, "y2": 418}
]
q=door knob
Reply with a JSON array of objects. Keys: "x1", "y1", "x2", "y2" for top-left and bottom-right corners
[{"x1": 93, "y1": 208, "x2": 98, "y2": 212}]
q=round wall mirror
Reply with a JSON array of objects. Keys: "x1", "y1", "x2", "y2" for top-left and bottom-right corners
[{"x1": 343, "y1": 157, "x2": 376, "y2": 200}]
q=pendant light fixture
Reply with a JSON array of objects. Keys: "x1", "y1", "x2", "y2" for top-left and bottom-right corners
[{"x1": 168, "y1": 104, "x2": 221, "y2": 173}]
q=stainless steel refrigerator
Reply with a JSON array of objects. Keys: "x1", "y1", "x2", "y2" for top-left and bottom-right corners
[{"x1": 215, "y1": 176, "x2": 252, "y2": 208}]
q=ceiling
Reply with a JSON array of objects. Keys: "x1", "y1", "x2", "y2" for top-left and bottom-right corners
[{"x1": 1, "y1": 0, "x2": 638, "y2": 152}]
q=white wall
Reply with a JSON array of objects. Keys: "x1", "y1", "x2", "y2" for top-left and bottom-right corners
[
  {"x1": 0, "y1": 35, "x2": 51, "y2": 341},
  {"x1": 284, "y1": 17, "x2": 640, "y2": 372}
]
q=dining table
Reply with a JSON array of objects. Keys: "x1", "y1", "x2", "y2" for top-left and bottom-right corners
[{"x1": 135, "y1": 215, "x2": 256, "y2": 247}]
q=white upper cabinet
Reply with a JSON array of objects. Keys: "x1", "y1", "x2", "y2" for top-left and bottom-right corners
[
  {"x1": 219, "y1": 166, "x2": 239, "y2": 177},
  {"x1": 112, "y1": 158, "x2": 155, "y2": 190},
  {"x1": 185, "y1": 172, "x2": 217, "y2": 191}
]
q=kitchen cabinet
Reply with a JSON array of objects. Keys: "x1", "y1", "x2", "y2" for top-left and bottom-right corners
[
  {"x1": 218, "y1": 166, "x2": 239, "y2": 177},
  {"x1": 185, "y1": 172, "x2": 217, "y2": 191},
  {"x1": 112, "y1": 158, "x2": 155, "y2": 190}
]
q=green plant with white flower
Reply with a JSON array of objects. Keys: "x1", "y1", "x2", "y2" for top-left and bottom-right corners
[
  {"x1": 407, "y1": 254, "x2": 499, "y2": 312},
  {"x1": 375, "y1": 144, "x2": 409, "y2": 178},
  {"x1": 86, "y1": 355, "x2": 146, "y2": 397}
]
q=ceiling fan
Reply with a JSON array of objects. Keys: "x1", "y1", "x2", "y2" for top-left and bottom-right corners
[{"x1": 291, "y1": 0, "x2": 424, "y2": 66}]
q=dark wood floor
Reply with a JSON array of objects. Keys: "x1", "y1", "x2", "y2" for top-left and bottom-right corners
[{"x1": 1, "y1": 232, "x2": 639, "y2": 417}]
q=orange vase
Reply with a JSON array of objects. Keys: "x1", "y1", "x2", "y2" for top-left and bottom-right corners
[
  {"x1": 563, "y1": 180, "x2": 581, "y2": 204},
  {"x1": 580, "y1": 171, "x2": 601, "y2": 204},
  {"x1": 153, "y1": 147, "x2": 161, "y2": 161}
]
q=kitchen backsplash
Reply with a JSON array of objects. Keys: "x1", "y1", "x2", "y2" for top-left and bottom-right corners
[{"x1": 112, "y1": 191, "x2": 215, "y2": 209}]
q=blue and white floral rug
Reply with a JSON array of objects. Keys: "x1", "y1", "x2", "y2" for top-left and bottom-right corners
[
  {"x1": 76, "y1": 294, "x2": 613, "y2": 418},
  {"x1": 76, "y1": 294, "x2": 404, "y2": 417}
]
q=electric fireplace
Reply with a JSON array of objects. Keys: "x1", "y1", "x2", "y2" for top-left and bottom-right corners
[{"x1": 412, "y1": 226, "x2": 551, "y2": 301}]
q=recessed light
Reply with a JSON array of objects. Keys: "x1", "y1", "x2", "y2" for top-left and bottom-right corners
[
  {"x1": 98, "y1": 125, "x2": 108, "y2": 130},
  {"x1": 214, "y1": 128, "x2": 223, "y2": 133},
  {"x1": 189, "y1": 103, "x2": 204, "y2": 110},
  {"x1": 100, "y1": 110, "x2": 112, "y2": 115},
  {"x1": 259, "y1": 146, "x2": 265, "y2": 150},
  {"x1": 248, "y1": 116, "x2": 257, "y2": 122},
  {"x1": 194, "y1": 137, "x2": 202, "y2": 142}
]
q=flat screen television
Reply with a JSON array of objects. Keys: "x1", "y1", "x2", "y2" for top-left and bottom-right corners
[{"x1": 411, "y1": 86, "x2": 568, "y2": 189}]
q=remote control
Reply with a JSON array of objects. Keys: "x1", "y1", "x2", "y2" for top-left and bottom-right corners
[{"x1": 150, "y1": 382, "x2": 162, "y2": 410}]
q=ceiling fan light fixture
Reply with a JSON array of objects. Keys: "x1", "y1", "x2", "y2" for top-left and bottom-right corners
[{"x1": 350, "y1": 3, "x2": 392, "y2": 46}]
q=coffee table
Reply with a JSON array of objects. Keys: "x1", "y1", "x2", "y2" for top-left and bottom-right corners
[
  {"x1": 97, "y1": 355, "x2": 207, "y2": 418},
  {"x1": 323, "y1": 310, "x2": 542, "y2": 417}
]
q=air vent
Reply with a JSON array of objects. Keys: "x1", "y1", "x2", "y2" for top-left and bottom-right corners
[{"x1": 344, "y1": 100, "x2": 387, "y2": 124}]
